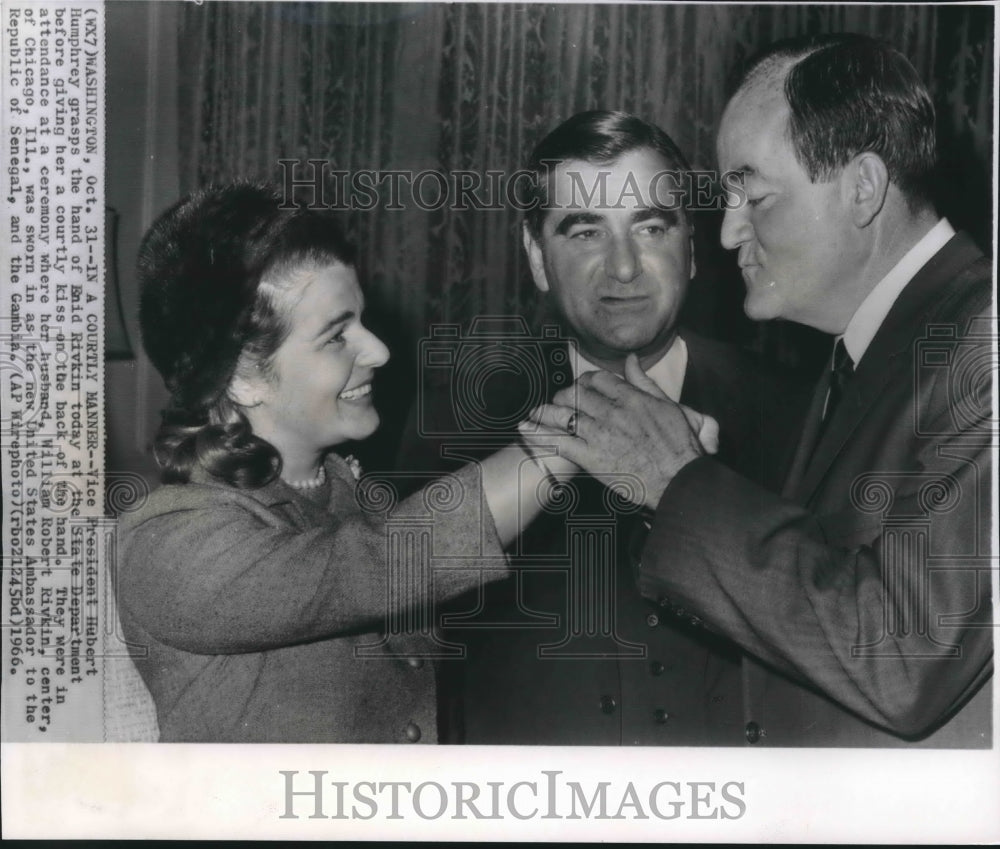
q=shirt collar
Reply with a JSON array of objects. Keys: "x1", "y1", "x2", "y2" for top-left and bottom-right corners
[
  {"x1": 570, "y1": 335, "x2": 688, "y2": 402},
  {"x1": 841, "y1": 218, "x2": 955, "y2": 365}
]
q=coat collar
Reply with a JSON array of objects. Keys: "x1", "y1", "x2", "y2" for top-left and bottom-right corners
[{"x1": 185, "y1": 451, "x2": 359, "y2": 522}]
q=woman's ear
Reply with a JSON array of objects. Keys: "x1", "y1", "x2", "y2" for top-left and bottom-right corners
[{"x1": 227, "y1": 372, "x2": 264, "y2": 409}]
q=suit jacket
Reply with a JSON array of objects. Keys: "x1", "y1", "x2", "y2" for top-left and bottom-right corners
[
  {"x1": 117, "y1": 454, "x2": 505, "y2": 743},
  {"x1": 397, "y1": 326, "x2": 805, "y2": 744},
  {"x1": 638, "y1": 233, "x2": 994, "y2": 746}
]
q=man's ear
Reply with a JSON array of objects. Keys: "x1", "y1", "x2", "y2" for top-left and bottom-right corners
[
  {"x1": 688, "y1": 228, "x2": 697, "y2": 280},
  {"x1": 522, "y1": 222, "x2": 550, "y2": 293},
  {"x1": 846, "y1": 152, "x2": 889, "y2": 228}
]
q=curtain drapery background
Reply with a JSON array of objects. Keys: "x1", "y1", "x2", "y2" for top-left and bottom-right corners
[
  {"x1": 168, "y1": 2, "x2": 993, "y2": 461},
  {"x1": 177, "y1": 3, "x2": 992, "y2": 330}
]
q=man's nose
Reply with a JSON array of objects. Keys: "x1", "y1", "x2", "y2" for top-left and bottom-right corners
[
  {"x1": 719, "y1": 203, "x2": 752, "y2": 251},
  {"x1": 605, "y1": 235, "x2": 641, "y2": 283}
]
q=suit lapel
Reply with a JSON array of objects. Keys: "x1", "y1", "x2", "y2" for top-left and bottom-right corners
[
  {"x1": 679, "y1": 329, "x2": 742, "y2": 414},
  {"x1": 789, "y1": 233, "x2": 985, "y2": 503},
  {"x1": 781, "y1": 373, "x2": 830, "y2": 498},
  {"x1": 676, "y1": 330, "x2": 700, "y2": 408}
]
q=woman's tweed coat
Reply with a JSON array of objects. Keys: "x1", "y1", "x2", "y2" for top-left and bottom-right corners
[{"x1": 117, "y1": 453, "x2": 505, "y2": 742}]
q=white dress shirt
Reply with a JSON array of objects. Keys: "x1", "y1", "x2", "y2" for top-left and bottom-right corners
[
  {"x1": 570, "y1": 335, "x2": 688, "y2": 401},
  {"x1": 840, "y1": 218, "x2": 955, "y2": 366}
]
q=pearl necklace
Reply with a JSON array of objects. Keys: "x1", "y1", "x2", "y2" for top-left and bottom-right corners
[{"x1": 283, "y1": 464, "x2": 327, "y2": 490}]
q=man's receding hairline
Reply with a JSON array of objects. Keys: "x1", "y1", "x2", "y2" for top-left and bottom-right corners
[
  {"x1": 722, "y1": 54, "x2": 804, "y2": 159},
  {"x1": 722, "y1": 65, "x2": 791, "y2": 144},
  {"x1": 550, "y1": 144, "x2": 677, "y2": 174},
  {"x1": 735, "y1": 53, "x2": 801, "y2": 103}
]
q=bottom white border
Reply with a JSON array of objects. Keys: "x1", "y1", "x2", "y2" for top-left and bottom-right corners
[{"x1": 3, "y1": 742, "x2": 999, "y2": 842}]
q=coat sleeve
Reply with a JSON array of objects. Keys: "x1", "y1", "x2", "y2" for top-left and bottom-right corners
[
  {"x1": 637, "y1": 397, "x2": 993, "y2": 739},
  {"x1": 119, "y1": 464, "x2": 506, "y2": 655},
  {"x1": 394, "y1": 377, "x2": 508, "y2": 482}
]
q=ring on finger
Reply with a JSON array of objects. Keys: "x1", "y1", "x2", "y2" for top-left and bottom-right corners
[{"x1": 566, "y1": 411, "x2": 578, "y2": 435}]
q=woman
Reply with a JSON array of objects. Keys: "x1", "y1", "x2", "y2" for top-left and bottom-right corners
[{"x1": 118, "y1": 182, "x2": 569, "y2": 743}]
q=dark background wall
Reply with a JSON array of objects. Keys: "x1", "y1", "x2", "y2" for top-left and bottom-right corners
[{"x1": 105, "y1": 2, "x2": 995, "y2": 482}]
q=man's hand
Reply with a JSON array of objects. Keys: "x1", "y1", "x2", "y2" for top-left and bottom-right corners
[
  {"x1": 518, "y1": 354, "x2": 715, "y2": 509},
  {"x1": 621, "y1": 355, "x2": 720, "y2": 454}
]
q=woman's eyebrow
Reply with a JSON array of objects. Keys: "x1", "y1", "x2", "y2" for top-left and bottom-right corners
[{"x1": 312, "y1": 310, "x2": 355, "y2": 341}]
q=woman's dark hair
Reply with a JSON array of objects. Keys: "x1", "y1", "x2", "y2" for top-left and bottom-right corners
[{"x1": 138, "y1": 181, "x2": 356, "y2": 487}]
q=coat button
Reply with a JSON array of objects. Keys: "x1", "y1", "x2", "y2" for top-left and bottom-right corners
[
  {"x1": 649, "y1": 660, "x2": 665, "y2": 676},
  {"x1": 653, "y1": 708, "x2": 669, "y2": 724},
  {"x1": 689, "y1": 615, "x2": 702, "y2": 627},
  {"x1": 745, "y1": 721, "x2": 764, "y2": 744},
  {"x1": 657, "y1": 595, "x2": 671, "y2": 608},
  {"x1": 646, "y1": 613, "x2": 659, "y2": 627},
  {"x1": 407, "y1": 657, "x2": 424, "y2": 669},
  {"x1": 405, "y1": 722, "x2": 422, "y2": 742},
  {"x1": 599, "y1": 695, "x2": 617, "y2": 714}
]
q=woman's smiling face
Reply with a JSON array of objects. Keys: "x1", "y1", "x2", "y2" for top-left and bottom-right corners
[{"x1": 237, "y1": 261, "x2": 389, "y2": 475}]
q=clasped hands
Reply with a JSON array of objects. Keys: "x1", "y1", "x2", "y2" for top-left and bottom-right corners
[{"x1": 518, "y1": 354, "x2": 718, "y2": 510}]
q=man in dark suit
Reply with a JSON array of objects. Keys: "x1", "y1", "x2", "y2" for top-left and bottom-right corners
[
  {"x1": 525, "y1": 35, "x2": 993, "y2": 746},
  {"x1": 399, "y1": 111, "x2": 801, "y2": 744}
]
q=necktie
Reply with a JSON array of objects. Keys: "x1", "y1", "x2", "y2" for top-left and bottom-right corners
[
  {"x1": 783, "y1": 339, "x2": 856, "y2": 495},
  {"x1": 823, "y1": 338, "x2": 855, "y2": 425}
]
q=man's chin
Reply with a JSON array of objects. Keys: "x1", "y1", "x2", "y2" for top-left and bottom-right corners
[
  {"x1": 743, "y1": 288, "x2": 783, "y2": 323},
  {"x1": 584, "y1": 331, "x2": 675, "y2": 366}
]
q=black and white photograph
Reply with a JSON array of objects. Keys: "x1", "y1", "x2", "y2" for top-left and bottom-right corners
[{"x1": 2, "y1": 0, "x2": 997, "y2": 840}]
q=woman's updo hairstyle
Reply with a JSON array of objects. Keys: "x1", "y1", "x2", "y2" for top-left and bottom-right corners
[{"x1": 138, "y1": 181, "x2": 356, "y2": 487}]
